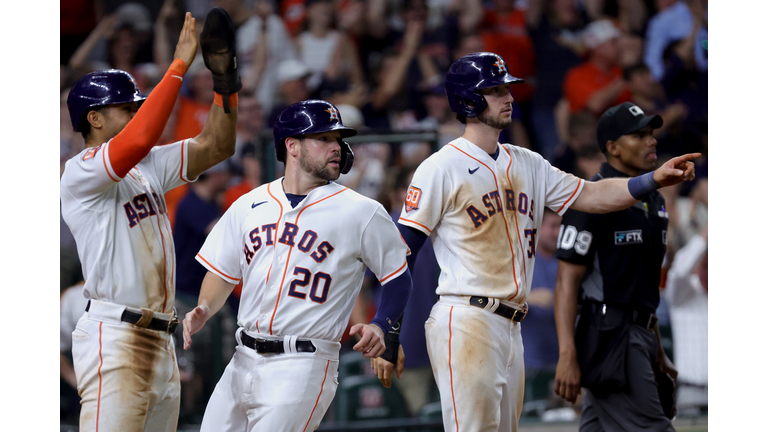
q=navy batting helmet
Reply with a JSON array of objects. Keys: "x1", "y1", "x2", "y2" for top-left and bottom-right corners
[
  {"x1": 273, "y1": 100, "x2": 357, "y2": 174},
  {"x1": 444, "y1": 52, "x2": 524, "y2": 118},
  {"x1": 67, "y1": 69, "x2": 147, "y2": 132}
]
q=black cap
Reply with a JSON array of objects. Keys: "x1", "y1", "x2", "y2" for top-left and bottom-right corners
[{"x1": 596, "y1": 102, "x2": 663, "y2": 152}]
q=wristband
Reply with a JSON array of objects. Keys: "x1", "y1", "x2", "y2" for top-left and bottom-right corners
[
  {"x1": 380, "y1": 331, "x2": 401, "y2": 364},
  {"x1": 627, "y1": 171, "x2": 660, "y2": 200},
  {"x1": 214, "y1": 92, "x2": 239, "y2": 110}
]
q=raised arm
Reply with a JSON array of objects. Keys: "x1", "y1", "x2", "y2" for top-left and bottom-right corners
[
  {"x1": 186, "y1": 7, "x2": 242, "y2": 179},
  {"x1": 554, "y1": 259, "x2": 587, "y2": 403},
  {"x1": 570, "y1": 153, "x2": 700, "y2": 214}
]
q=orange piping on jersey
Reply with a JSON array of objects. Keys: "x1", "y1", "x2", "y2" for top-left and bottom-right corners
[
  {"x1": 398, "y1": 217, "x2": 432, "y2": 234},
  {"x1": 96, "y1": 322, "x2": 104, "y2": 432},
  {"x1": 255, "y1": 320, "x2": 259, "y2": 333},
  {"x1": 303, "y1": 359, "x2": 331, "y2": 432},
  {"x1": 448, "y1": 307, "x2": 459, "y2": 432},
  {"x1": 179, "y1": 139, "x2": 191, "y2": 183},
  {"x1": 380, "y1": 261, "x2": 407, "y2": 284},
  {"x1": 556, "y1": 179, "x2": 583, "y2": 214},
  {"x1": 269, "y1": 187, "x2": 348, "y2": 335},
  {"x1": 196, "y1": 253, "x2": 242, "y2": 282},
  {"x1": 503, "y1": 147, "x2": 527, "y2": 300},
  {"x1": 102, "y1": 143, "x2": 120, "y2": 182},
  {"x1": 265, "y1": 183, "x2": 285, "y2": 287},
  {"x1": 446, "y1": 144, "x2": 520, "y2": 295}
]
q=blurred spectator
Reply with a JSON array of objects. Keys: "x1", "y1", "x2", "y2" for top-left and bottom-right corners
[
  {"x1": 663, "y1": 222, "x2": 707, "y2": 412},
  {"x1": 624, "y1": 63, "x2": 689, "y2": 139},
  {"x1": 526, "y1": 0, "x2": 587, "y2": 161},
  {"x1": 590, "y1": 0, "x2": 648, "y2": 35},
  {"x1": 412, "y1": 82, "x2": 464, "y2": 148},
  {"x1": 235, "y1": 0, "x2": 299, "y2": 113},
  {"x1": 296, "y1": 0, "x2": 365, "y2": 92},
  {"x1": 366, "y1": 165, "x2": 439, "y2": 416},
  {"x1": 522, "y1": 209, "x2": 562, "y2": 373},
  {"x1": 479, "y1": 0, "x2": 536, "y2": 103},
  {"x1": 230, "y1": 89, "x2": 267, "y2": 173},
  {"x1": 562, "y1": 19, "x2": 632, "y2": 115},
  {"x1": 60, "y1": 280, "x2": 88, "y2": 423},
  {"x1": 67, "y1": 3, "x2": 155, "y2": 89},
  {"x1": 551, "y1": 111, "x2": 604, "y2": 179},
  {"x1": 223, "y1": 143, "x2": 263, "y2": 212},
  {"x1": 172, "y1": 55, "x2": 215, "y2": 142},
  {"x1": 267, "y1": 59, "x2": 312, "y2": 127},
  {"x1": 644, "y1": 0, "x2": 707, "y2": 82},
  {"x1": 173, "y1": 161, "x2": 231, "y2": 304}
]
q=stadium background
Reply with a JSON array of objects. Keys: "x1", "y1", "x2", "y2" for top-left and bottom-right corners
[{"x1": 59, "y1": 0, "x2": 709, "y2": 430}]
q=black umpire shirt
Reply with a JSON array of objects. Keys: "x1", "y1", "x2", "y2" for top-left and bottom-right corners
[{"x1": 555, "y1": 162, "x2": 669, "y2": 314}]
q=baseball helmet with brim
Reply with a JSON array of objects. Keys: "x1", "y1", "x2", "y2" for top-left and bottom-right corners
[
  {"x1": 273, "y1": 100, "x2": 357, "y2": 173},
  {"x1": 67, "y1": 69, "x2": 147, "y2": 132},
  {"x1": 445, "y1": 52, "x2": 524, "y2": 118}
]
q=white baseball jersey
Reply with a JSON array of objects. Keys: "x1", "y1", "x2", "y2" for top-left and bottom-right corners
[
  {"x1": 196, "y1": 178, "x2": 409, "y2": 342},
  {"x1": 60, "y1": 139, "x2": 195, "y2": 313},
  {"x1": 398, "y1": 137, "x2": 584, "y2": 303}
]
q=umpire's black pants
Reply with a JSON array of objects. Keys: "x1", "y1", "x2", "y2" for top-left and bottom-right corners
[{"x1": 580, "y1": 325, "x2": 675, "y2": 432}]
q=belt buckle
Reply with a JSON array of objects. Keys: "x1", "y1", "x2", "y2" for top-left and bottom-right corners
[{"x1": 168, "y1": 315, "x2": 180, "y2": 333}]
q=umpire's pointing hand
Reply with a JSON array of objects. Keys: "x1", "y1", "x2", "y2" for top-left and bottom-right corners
[
  {"x1": 653, "y1": 153, "x2": 701, "y2": 187},
  {"x1": 350, "y1": 323, "x2": 386, "y2": 358}
]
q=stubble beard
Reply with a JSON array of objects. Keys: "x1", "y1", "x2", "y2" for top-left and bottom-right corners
[
  {"x1": 299, "y1": 143, "x2": 339, "y2": 182},
  {"x1": 478, "y1": 109, "x2": 512, "y2": 130}
]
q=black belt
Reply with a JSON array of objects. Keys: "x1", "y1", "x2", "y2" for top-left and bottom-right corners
[
  {"x1": 582, "y1": 300, "x2": 658, "y2": 330},
  {"x1": 468, "y1": 296, "x2": 528, "y2": 322},
  {"x1": 86, "y1": 300, "x2": 179, "y2": 334},
  {"x1": 240, "y1": 331, "x2": 316, "y2": 354}
]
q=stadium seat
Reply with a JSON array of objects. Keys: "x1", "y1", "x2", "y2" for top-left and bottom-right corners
[
  {"x1": 338, "y1": 351, "x2": 372, "y2": 380},
  {"x1": 335, "y1": 375, "x2": 410, "y2": 421}
]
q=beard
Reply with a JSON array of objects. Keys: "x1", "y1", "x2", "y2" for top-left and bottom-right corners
[
  {"x1": 299, "y1": 142, "x2": 340, "y2": 181},
  {"x1": 478, "y1": 108, "x2": 512, "y2": 130}
]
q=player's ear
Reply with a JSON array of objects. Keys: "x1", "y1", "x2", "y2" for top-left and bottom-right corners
[
  {"x1": 285, "y1": 137, "x2": 301, "y2": 160},
  {"x1": 86, "y1": 110, "x2": 105, "y2": 131}
]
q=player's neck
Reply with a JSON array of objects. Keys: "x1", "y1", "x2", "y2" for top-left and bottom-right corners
[
  {"x1": 462, "y1": 122, "x2": 500, "y2": 155},
  {"x1": 283, "y1": 166, "x2": 329, "y2": 196}
]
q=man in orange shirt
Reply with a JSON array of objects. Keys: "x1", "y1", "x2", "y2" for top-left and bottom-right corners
[{"x1": 563, "y1": 20, "x2": 632, "y2": 114}]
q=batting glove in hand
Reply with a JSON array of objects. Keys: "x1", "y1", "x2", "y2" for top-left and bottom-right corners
[{"x1": 200, "y1": 7, "x2": 242, "y2": 112}]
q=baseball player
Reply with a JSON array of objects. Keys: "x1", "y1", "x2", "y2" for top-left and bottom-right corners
[
  {"x1": 182, "y1": 99, "x2": 413, "y2": 432},
  {"x1": 59, "y1": 9, "x2": 241, "y2": 432},
  {"x1": 373, "y1": 52, "x2": 700, "y2": 432}
]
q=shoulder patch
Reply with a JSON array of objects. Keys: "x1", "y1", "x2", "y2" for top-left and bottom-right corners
[
  {"x1": 405, "y1": 186, "x2": 422, "y2": 212},
  {"x1": 83, "y1": 147, "x2": 100, "y2": 161}
]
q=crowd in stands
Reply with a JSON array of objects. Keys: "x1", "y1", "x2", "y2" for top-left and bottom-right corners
[{"x1": 61, "y1": 0, "x2": 707, "y2": 425}]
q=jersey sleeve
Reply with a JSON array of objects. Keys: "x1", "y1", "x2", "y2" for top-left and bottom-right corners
[
  {"x1": 146, "y1": 139, "x2": 196, "y2": 192},
  {"x1": 555, "y1": 208, "x2": 598, "y2": 266},
  {"x1": 195, "y1": 203, "x2": 244, "y2": 284},
  {"x1": 60, "y1": 146, "x2": 121, "y2": 209},
  {"x1": 397, "y1": 159, "x2": 451, "y2": 235},
  {"x1": 360, "y1": 205, "x2": 409, "y2": 285},
  {"x1": 537, "y1": 153, "x2": 584, "y2": 216}
]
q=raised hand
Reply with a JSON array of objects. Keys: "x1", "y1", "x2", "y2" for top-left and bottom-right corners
[
  {"x1": 173, "y1": 12, "x2": 198, "y2": 69},
  {"x1": 349, "y1": 323, "x2": 386, "y2": 358},
  {"x1": 653, "y1": 153, "x2": 701, "y2": 187}
]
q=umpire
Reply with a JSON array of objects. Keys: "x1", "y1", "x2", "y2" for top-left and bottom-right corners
[{"x1": 553, "y1": 102, "x2": 678, "y2": 431}]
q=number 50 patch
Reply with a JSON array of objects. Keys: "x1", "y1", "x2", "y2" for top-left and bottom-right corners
[{"x1": 405, "y1": 186, "x2": 422, "y2": 212}]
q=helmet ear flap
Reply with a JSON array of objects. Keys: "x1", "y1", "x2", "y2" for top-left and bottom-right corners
[{"x1": 339, "y1": 140, "x2": 354, "y2": 174}]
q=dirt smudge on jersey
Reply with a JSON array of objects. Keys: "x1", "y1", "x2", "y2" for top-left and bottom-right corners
[
  {"x1": 117, "y1": 327, "x2": 162, "y2": 427},
  {"x1": 137, "y1": 219, "x2": 167, "y2": 311}
]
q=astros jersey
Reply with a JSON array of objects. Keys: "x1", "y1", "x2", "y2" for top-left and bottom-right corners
[
  {"x1": 196, "y1": 179, "x2": 408, "y2": 342},
  {"x1": 398, "y1": 137, "x2": 584, "y2": 303},
  {"x1": 60, "y1": 139, "x2": 195, "y2": 313}
]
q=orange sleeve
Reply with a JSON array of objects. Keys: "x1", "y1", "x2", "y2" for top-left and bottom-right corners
[{"x1": 108, "y1": 59, "x2": 188, "y2": 178}]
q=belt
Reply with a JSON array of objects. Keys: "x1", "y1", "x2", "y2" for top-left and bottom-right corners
[
  {"x1": 583, "y1": 300, "x2": 658, "y2": 330},
  {"x1": 468, "y1": 296, "x2": 528, "y2": 322},
  {"x1": 240, "y1": 332, "x2": 316, "y2": 354},
  {"x1": 632, "y1": 308, "x2": 658, "y2": 330},
  {"x1": 86, "y1": 300, "x2": 179, "y2": 334}
]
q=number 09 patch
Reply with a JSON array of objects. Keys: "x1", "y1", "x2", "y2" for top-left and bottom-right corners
[{"x1": 405, "y1": 186, "x2": 422, "y2": 212}]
